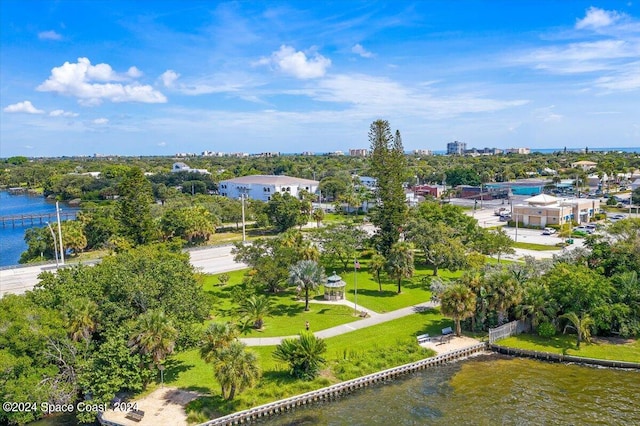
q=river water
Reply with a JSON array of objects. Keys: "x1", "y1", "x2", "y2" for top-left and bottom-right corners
[
  {"x1": 0, "y1": 191, "x2": 77, "y2": 267},
  {"x1": 260, "y1": 355, "x2": 640, "y2": 425}
]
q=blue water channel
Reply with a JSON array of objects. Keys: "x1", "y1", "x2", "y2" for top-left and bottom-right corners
[{"x1": 0, "y1": 191, "x2": 77, "y2": 267}]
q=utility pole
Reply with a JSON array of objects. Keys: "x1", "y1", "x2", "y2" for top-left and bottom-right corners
[
  {"x1": 240, "y1": 193, "x2": 246, "y2": 242},
  {"x1": 56, "y1": 201, "x2": 64, "y2": 265},
  {"x1": 46, "y1": 222, "x2": 59, "y2": 267}
]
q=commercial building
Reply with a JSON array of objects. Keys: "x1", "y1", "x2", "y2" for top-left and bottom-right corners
[
  {"x1": 512, "y1": 194, "x2": 600, "y2": 227},
  {"x1": 218, "y1": 175, "x2": 319, "y2": 202}
]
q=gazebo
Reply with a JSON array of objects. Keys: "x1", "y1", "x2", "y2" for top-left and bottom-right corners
[{"x1": 324, "y1": 272, "x2": 346, "y2": 301}]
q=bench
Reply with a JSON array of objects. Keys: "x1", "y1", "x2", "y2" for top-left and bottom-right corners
[
  {"x1": 416, "y1": 333, "x2": 430, "y2": 344},
  {"x1": 125, "y1": 410, "x2": 145, "y2": 422},
  {"x1": 437, "y1": 327, "x2": 454, "y2": 345}
]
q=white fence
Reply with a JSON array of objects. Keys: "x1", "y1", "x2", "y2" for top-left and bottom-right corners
[{"x1": 488, "y1": 320, "x2": 529, "y2": 344}]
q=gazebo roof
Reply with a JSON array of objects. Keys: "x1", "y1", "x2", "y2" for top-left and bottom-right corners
[{"x1": 326, "y1": 272, "x2": 346, "y2": 288}]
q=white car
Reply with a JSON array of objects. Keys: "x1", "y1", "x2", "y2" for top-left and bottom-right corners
[
  {"x1": 542, "y1": 228, "x2": 556, "y2": 235},
  {"x1": 574, "y1": 226, "x2": 593, "y2": 234}
]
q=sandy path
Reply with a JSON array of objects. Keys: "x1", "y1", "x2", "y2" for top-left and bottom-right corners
[{"x1": 101, "y1": 388, "x2": 201, "y2": 426}]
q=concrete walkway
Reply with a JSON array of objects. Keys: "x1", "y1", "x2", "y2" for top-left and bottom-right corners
[{"x1": 240, "y1": 300, "x2": 438, "y2": 346}]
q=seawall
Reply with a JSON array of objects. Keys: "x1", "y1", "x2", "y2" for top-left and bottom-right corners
[{"x1": 197, "y1": 343, "x2": 488, "y2": 426}]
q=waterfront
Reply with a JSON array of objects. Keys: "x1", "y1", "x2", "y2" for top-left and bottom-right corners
[
  {"x1": 260, "y1": 355, "x2": 640, "y2": 425},
  {"x1": 0, "y1": 191, "x2": 77, "y2": 267}
]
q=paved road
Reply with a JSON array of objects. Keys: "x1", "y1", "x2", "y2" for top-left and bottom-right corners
[{"x1": 0, "y1": 245, "x2": 247, "y2": 297}]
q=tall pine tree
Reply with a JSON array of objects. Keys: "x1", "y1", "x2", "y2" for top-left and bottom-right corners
[
  {"x1": 369, "y1": 120, "x2": 408, "y2": 255},
  {"x1": 117, "y1": 167, "x2": 156, "y2": 245}
]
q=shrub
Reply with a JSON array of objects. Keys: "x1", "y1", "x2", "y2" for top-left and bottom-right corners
[{"x1": 538, "y1": 322, "x2": 556, "y2": 338}]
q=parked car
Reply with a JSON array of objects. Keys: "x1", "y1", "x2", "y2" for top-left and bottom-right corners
[
  {"x1": 542, "y1": 227, "x2": 556, "y2": 235},
  {"x1": 574, "y1": 226, "x2": 593, "y2": 234}
]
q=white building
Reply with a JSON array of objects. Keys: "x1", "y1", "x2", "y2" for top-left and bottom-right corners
[
  {"x1": 512, "y1": 194, "x2": 600, "y2": 227},
  {"x1": 357, "y1": 176, "x2": 377, "y2": 190},
  {"x1": 218, "y1": 175, "x2": 320, "y2": 202},
  {"x1": 171, "y1": 162, "x2": 211, "y2": 174},
  {"x1": 505, "y1": 147, "x2": 531, "y2": 155}
]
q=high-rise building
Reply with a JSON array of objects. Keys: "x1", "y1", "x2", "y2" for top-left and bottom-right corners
[
  {"x1": 349, "y1": 148, "x2": 368, "y2": 157},
  {"x1": 446, "y1": 141, "x2": 466, "y2": 155}
]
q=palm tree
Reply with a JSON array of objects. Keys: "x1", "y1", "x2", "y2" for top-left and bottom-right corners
[
  {"x1": 312, "y1": 208, "x2": 325, "y2": 228},
  {"x1": 128, "y1": 309, "x2": 178, "y2": 368},
  {"x1": 238, "y1": 295, "x2": 273, "y2": 329},
  {"x1": 200, "y1": 322, "x2": 240, "y2": 363},
  {"x1": 273, "y1": 331, "x2": 327, "y2": 380},
  {"x1": 515, "y1": 281, "x2": 558, "y2": 331},
  {"x1": 440, "y1": 283, "x2": 477, "y2": 336},
  {"x1": 67, "y1": 298, "x2": 98, "y2": 344},
  {"x1": 288, "y1": 260, "x2": 326, "y2": 311},
  {"x1": 369, "y1": 254, "x2": 386, "y2": 292},
  {"x1": 385, "y1": 242, "x2": 414, "y2": 294},
  {"x1": 561, "y1": 312, "x2": 594, "y2": 349},
  {"x1": 213, "y1": 341, "x2": 261, "y2": 400},
  {"x1": 485, "y1": 270, "x2": 523, "y2": 325}
]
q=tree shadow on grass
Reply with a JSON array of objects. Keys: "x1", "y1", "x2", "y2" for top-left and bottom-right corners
[
  {"x1": 261, "y1": 369, "x2": 301, "y2": 386},
  {"x1": 356, "y1": 288, "x2": 397, "y2": 298},
  {"x1": 185, "y1": 394, "x2": 232, "y2": 419},
  {"x1": 163, "y1": 359, "x2": 194, "y2": 384},
  {"x1": 271, "y1": 302, "x2": 305, "y2": 318}
]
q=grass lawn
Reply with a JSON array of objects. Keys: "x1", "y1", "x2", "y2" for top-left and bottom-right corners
[
  {"x1": 163, "y1": 310, "x2": 446, "y2": 421},
  {"x1": 512, "y1": 242, "x2": 562, "y2": 251},
  {"x1": 498, "y1": 334, "x2": 640, "y2": 363},
  {"x1": 202, "y1": 259, "x2": 462, "y2": 319},
  {"x1": 200, "y1": 272, "x2": 361, "y2": 337}
]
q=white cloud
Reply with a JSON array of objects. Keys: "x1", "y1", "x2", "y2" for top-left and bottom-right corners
[
  {"x1": 534, "y1": 105, "x2": 563, "y2": 122},
  {"x1": 593, "y1": 62, "x2": 640, "y2": 91},
  {"x1": 38, "y1": 30, "x2": 62, "y2": 40},
  {"x1": 352, "y1": 43, "x2": 374, "y2": 58},
  {"x1": 293, "y1": 74, "x2": 528, "y2": 118},
  {"x1": 160, "y1": 70, "x2": 255, "y2": 95},
  {"x1": 576, "y1": 7, "x2": 622, "y2": 30},
  {"x1": 49, "y1": 109, "x2": 79, "y2": 117},
  {"x1": 127, "y1": 66, "x2": 143, "y2": 78},
  {"x1": 37, "y1": 58, "x2": 167, "y2": 104},
  {"x1": 160, "y1": 70, "x2": 180, "y2": 88},
  {"x1": 3, "y1": 101, "x2": 45, "y2": 114},
  {"x1": 158, "y1": 141, "x2": 167, "y2": 146},
  {"x1": 93, "y1": 118, "x2": 109, "y2": 125},
  {"x1": 257, "y1": 45, "x2": 331, "y2": 79}
]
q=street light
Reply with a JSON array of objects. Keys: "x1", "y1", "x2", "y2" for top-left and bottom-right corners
[
  {"x1": 45, "y1": 222, "x2": 59, "y2": 268},
  {"x1": 239, "y1": 193, "x2": 247, "y2": 242},
  {"x1": 353, "y1": 258, "x2": 360, "y2": 316},
  {"x1": 56, "y1": 201, "x2": 65, "y2": 265}
]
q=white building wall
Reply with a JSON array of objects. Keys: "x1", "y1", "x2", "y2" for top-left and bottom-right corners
[{"x1": 219, "y1": 180, "x2": 319, "y2": 202}]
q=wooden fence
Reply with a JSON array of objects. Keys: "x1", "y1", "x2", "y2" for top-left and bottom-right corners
[{"x1": 488, "y1": 320, "x2": 529, "y2": 344}]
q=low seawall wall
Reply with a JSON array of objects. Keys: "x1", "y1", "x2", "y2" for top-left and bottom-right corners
[
  {"x1": 491, "y1": 344, "x2": 640, "y2": 369},
  {"x1": 198, "y1": 342, "x2": 488, "y2": 426},
  {"x1": 97, "y1": 412, "x2": 125, "y2": 426}
]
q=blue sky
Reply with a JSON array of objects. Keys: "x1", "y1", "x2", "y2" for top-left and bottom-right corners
[{"x1": 1, "y1": 1, "x2": 639, "y2": 157}]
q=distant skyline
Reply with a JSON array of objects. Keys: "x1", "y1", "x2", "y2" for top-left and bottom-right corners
[{"x1": 1, "y1": 1, "x2": 639, "y2": 157}]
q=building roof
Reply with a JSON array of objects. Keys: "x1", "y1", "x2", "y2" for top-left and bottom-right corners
[
  {"x1": 572, "y1": 161, "x2": 597, "y2": 165},
  {"x1": 524, "y1": 194, "x2": 560, "y2": 205},
  {"x1": 220, "y1": 174, "x2": 319, "y2": 186}
]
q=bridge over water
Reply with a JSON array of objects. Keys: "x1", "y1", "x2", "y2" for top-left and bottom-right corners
[{"x1": 0, "y1": 211, "x2": 77, "y2": 228}]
